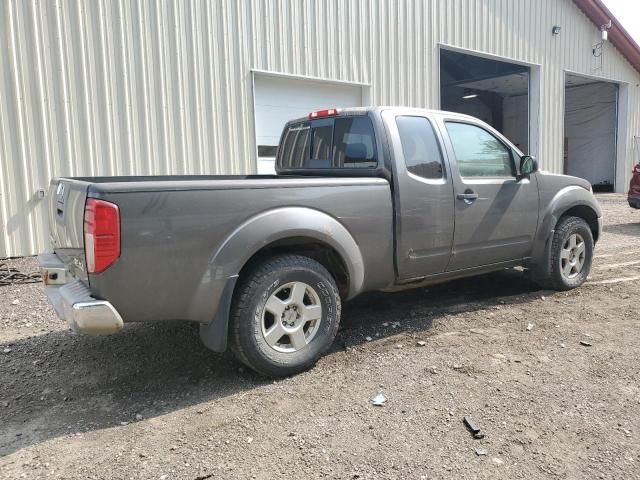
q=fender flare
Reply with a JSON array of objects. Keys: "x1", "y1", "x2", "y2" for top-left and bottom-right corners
[
  {"x1": 210, "y1": 207, "x2": 365, "y2": 298},
  {"x1": 531, "y1": 186, "x2": 601, "y2": 273}
]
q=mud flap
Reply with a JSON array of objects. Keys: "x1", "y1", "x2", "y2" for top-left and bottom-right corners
[
  {"x1": 529, "y1": 228, "x2": 555, "y2": 284},
  {"x1": 199, "y1": 275, "x2": 238, "y2": 352}
]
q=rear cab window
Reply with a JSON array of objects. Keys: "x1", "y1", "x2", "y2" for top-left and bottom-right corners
[{"x1": 277, "y1": 115, "x2": 378, "y2": 171}]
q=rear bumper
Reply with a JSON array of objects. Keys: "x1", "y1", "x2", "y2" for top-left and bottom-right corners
[
  {"x1": 38, "y1": 254, "x2": 123, "y2": 335},
  {"x1": 628, "y1": 196, "x2": 640, "y2": 209}
]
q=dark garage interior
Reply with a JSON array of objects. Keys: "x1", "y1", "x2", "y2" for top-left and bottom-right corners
[
  {"x1": 564, "y1": 73, "x2": 618, "y2": 192},
  {"x1": 440, "y1": 49, "x2": 530, "y2": 153}
]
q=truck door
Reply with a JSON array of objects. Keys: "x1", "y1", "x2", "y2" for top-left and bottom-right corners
[
  {"x1": 438, "y1": 118, "x2": 539, "y2": 271},
  {"x1": 382, "y1": 110, "x2": 455, "y2": 279}
]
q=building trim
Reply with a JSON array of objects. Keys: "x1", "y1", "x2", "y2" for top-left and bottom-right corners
[
  {"x1": 250, "y1": 69, "x2": 372, "y2": 88},
  {"x1": 573, "y1": 0, "x2": 640, "y2": 73},
  {"x1": 437, "y1": 43, "x2": 543, "y2": 69},
  {"x1": 563, "y1": 68, "x2": 629, "y2": 86}
]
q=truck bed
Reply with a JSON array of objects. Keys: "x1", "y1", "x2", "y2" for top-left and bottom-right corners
[{"x1": 48, "y1": 175, "x2": 395, "y2": 324}]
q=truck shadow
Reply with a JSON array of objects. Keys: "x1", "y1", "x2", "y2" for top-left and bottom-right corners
[
  {"x1": 602, "y1": 222, "x2": 640, "y2": 237},
  {"x1": 0, "y1": 269, "x2": 542, "y2": 456},
  {"x1": 338, "y1": 267, "x2": 540, "y2": 349}
]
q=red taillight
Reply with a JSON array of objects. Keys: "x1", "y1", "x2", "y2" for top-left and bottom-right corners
[
  {"x1": 308, "y1": 108, "x2": 338, "y2": 119},
  {"x1": 84, "y1": 198, "x2": 120, "y2": 274}
]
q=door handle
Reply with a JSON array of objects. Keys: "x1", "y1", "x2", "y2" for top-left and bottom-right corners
[{"x1": 456, "y1": 190, "x2": 478, "y2": 204}]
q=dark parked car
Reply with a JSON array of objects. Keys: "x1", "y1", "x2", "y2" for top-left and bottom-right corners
[{"x1": 39, "y1": 107, "x2": 602, "y2": 376}]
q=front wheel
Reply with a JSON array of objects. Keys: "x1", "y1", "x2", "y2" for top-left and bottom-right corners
[
  {"x1": 538, "y1": 216, "x2": 594, "y2": 291},
  {"x1": 228, "y1": 254, "x2": 341, "y2": 377}
]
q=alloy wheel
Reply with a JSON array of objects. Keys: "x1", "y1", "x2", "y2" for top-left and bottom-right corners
[{"x1": 261, "y1": 282, "x2": 322, "y2": 353}]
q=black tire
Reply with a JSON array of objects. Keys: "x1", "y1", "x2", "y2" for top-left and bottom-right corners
[
  {"x1": 228, "y1": 254, "x2": 341, "y2": 377},
  {"x1": 537, "y1": 216, "x2": 594, "y2": 291}
]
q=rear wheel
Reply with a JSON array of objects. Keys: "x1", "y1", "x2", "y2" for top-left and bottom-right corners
[
  {"x1": 229, "y1": 254, "x2": 341, "y2": 377},
  {"x1": 537, "y1": 216, "x2": 594, "y2": 291}
]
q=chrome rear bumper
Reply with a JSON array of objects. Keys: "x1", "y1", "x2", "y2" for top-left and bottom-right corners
[{"x1": 38, "y1": 254, "x2": 123, "y2": 335}]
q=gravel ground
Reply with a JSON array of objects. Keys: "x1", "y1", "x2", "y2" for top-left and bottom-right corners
[{"x1": 1, "y1": 194, "x2": 639, "y2": 479}]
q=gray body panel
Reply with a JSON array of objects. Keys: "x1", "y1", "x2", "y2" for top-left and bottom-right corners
[
  {"x1": 434, "y1": 113, "x2": 540, "y2": 271},
  {"x1": 381, "y1": 109, "x2": 456, "y2": 278},
  {"x1": 41, "y1": 107, "x2": 602, "y2": 352},
  {"x1": 54, "y1": 176, "x2": 394, "y2": 324}
]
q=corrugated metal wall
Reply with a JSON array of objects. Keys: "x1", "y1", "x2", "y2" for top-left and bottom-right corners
[{"x1": 1, "y1": 0, "x2": 639, "y2": 257}]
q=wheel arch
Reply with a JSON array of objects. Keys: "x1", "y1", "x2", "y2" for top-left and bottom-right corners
[
  {"x1": 210, "y1": 207, "x2": 365, "y2": 299},
  {"x1": 530, "y1": 186, "x2": 601, "y2": 282},
  {"x1": 201, "y1": 207, "x2": 364, "y2": 353},
  {"x1": 237, "y1": 237, "x2": 351, "y2": 298},
  {"x1": 556, "y1": 204, "x2": 600, "y2": 243}
]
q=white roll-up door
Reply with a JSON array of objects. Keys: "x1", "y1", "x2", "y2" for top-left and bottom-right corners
[{"x1": 253, "y1": 74, "x2": 364, "y2": 173}]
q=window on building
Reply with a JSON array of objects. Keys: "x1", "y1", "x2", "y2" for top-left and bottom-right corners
[{"x1": 257, "y1": 145, "x2": 278, "y2": 158}]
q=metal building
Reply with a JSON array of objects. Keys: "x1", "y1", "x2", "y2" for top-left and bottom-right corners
[{"x1": 1, "y1": 0, "x2": 640, "y2": 258}]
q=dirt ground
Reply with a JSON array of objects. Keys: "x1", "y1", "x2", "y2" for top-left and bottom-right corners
[{"x1": 1, "y1": 194, "x2": 639, "y2": 479}]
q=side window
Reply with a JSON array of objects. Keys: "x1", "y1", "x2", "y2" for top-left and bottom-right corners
[
  {"x1": 396, "y1": 116, "x2": 445, "y2": 180},
  {"x1": 332, "y1": 117, "x2": 377, "y2": 168},
  {"x1": 309, "y1": 119, "x2": 333, "y2": 168},
  {"x1": 279, "y1": 124, "x2": 310, "y2": 168},
  {"x1": 445, "y1": 122, "x2": 514, "y2": 177}
]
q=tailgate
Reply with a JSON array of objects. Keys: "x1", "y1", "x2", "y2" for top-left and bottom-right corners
[{"x1": 48, "y1": 178, "x2": 89, "y2": 281}]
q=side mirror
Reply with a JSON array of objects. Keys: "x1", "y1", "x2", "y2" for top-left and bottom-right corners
[{"x1": 518, "y1": 155, "x2": 538, "y2": 180}]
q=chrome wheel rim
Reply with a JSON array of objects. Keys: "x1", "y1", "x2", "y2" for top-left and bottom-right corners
[
  {"x1": 560, "y1": 233, "x2": 586, "y2": 279},
  {"x1": 261, "y1": 282, "x2": 322, "y2": 353}
]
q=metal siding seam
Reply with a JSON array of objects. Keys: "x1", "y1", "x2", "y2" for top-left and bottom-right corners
[
  {"x1": 0, "y1": 2, "x2": 12, "y2": 256},
  {"x1": 32, "y1": 2, "x2": 53, "y2": 190},
  {"x1": 192, "y1": 0, "x2": 206, "y2": 174},
  {"x1": 96, "y1": 0, "x2": 115, "y2": 176},
  {"x1": 204, "y1": 0, "x2": 220, "y2": 174},
  {"x1": 31, "y1": 0, "x2": 55, "y2": 252},
  {"x1": 222, "y1": 0, "x2": 238, "y2": 174},
  {"x1": 138, "y1": 0, "x2": 155, "y2": 175},
  {"x1": 238, "y1": 0, "x2": 253, "y2": 173},
  {"x1": 210, "y1": 0, "x2": 225, "y2": 174},
  {"x1": 0, "y1": 1, "x2": 16, "y2": 255},
  {"x1": 7, "y1": 0, "x2": 33, "y2": 253},
  {"x1": 78, "y1": 1, "x2": 97, "y2": 176}
]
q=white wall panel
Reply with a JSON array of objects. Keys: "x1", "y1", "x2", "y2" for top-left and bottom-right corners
[{"x1": 1, "y1": 0, "x2": 639, "y2": 257}]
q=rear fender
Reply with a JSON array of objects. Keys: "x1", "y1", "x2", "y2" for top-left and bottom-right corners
[
  {"x1": 199, "y1": 207, "x2": 365, "y2": 352},
  {"x1": 210, "y1": 207, "x2": 365, "y2": 298}
]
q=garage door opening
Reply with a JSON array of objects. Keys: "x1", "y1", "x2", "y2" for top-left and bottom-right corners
[
  {"x1": 440, "y1": 49, "x2": 530, "y2": 153},
  {"x1": 564, "y1": 74, "x2": 618, "y2": 192},
  {"x1": 253, "y1": 73, "x2": 365, "y2": 174}
]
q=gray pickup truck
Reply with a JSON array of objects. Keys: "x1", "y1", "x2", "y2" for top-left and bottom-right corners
[{"x1": 39, "y1": 107, "x2": 602, "y2": 376}]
